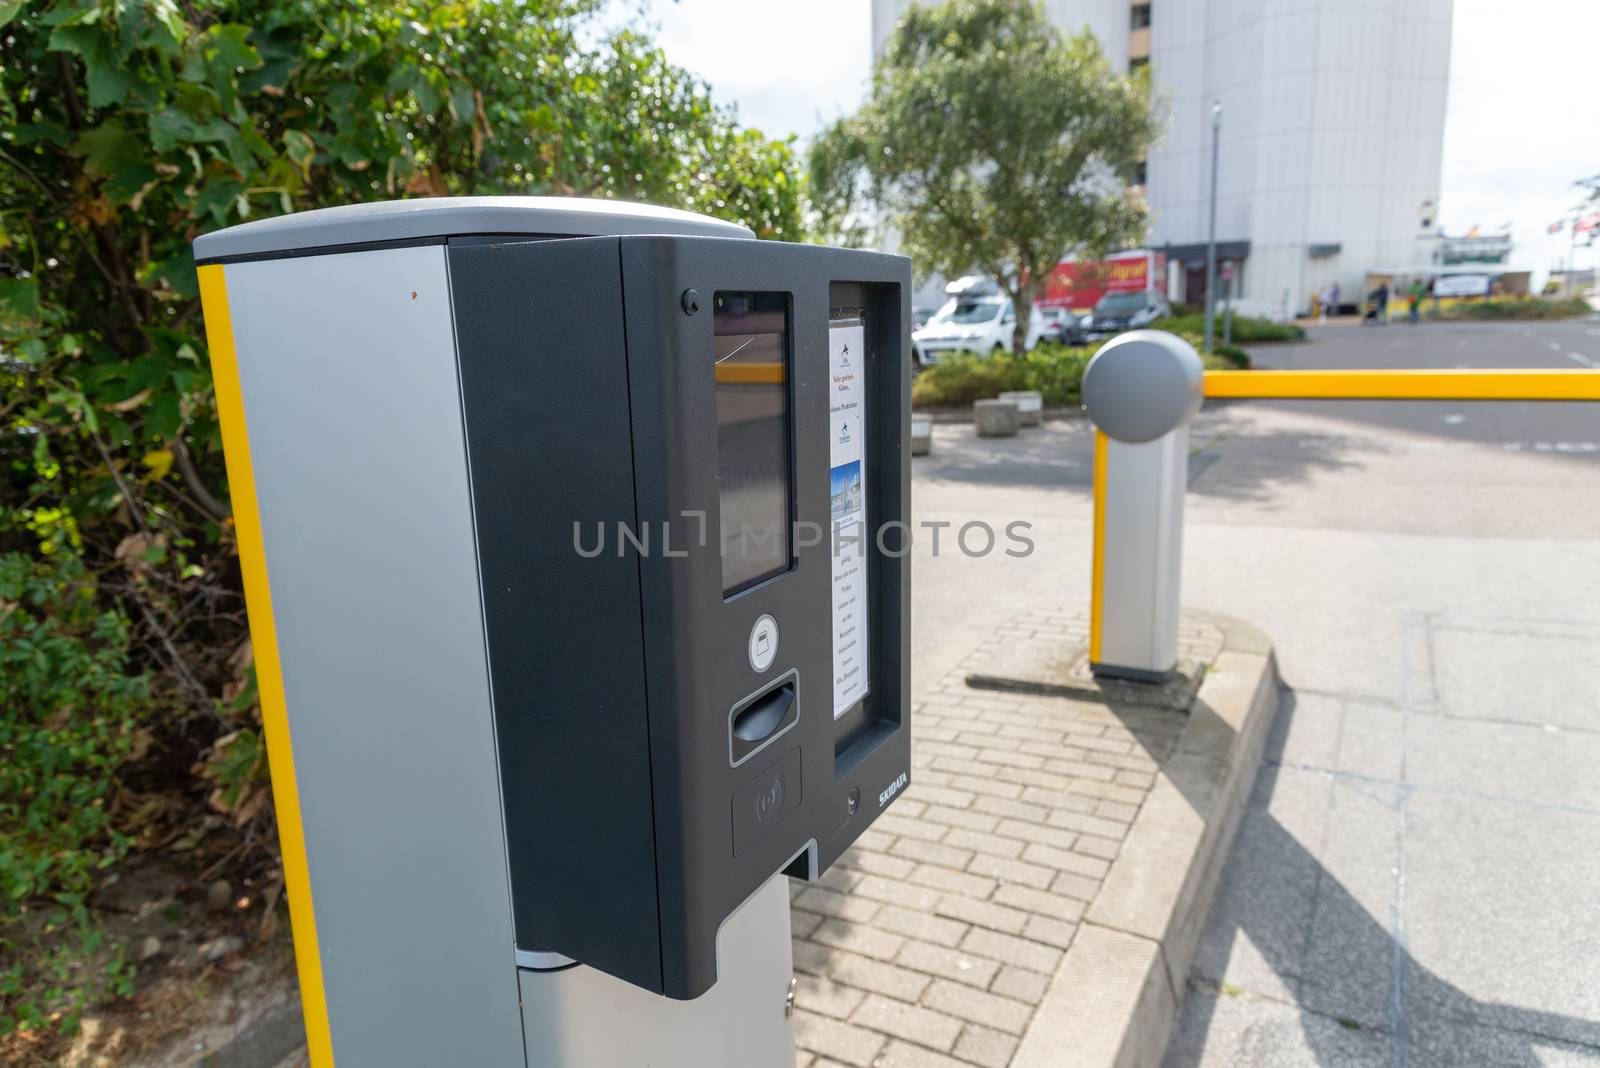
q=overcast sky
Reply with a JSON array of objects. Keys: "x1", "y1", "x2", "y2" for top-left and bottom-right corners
[{"x1": 603, "y1": 0, "x2": 1598, "y2": 282}]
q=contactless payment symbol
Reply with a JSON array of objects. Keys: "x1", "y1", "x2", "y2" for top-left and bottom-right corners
[{"x1": 755, "y1": 774, "x2": 785, "y2": 825}]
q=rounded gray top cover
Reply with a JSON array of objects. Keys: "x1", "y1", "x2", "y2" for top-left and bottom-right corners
[
  {"x1": 192, "y1": 195, "x2": 753, "y2": 261},
  {"x1": 1080, "y1": 330, "x2": 1205, "y2": 443}
]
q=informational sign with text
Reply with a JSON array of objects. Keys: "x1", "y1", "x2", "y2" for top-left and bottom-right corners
[{"x1": 828, "y1": 312, "x2": 870, "y2": 718}]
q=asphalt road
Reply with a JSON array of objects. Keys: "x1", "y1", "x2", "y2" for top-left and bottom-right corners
[
  {"x1": 904, "y1": 316, "x2": 1600, "y2": 1067},
  {"x1": 1243, "y1": 318, "x2": 1600, "y2": 452}
]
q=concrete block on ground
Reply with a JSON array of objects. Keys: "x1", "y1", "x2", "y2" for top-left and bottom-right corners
[
  {"x1": 972, "y1": 399, "x2": 1018, "y2": 437},
  {"x1": 911, "y1": 415, "x2": 933, "y2": 456},
  {"x1": 998, "y1": 390, "x2": 1043, "y2": 426}
]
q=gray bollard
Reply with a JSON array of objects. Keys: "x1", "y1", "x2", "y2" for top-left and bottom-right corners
[
  {"x1": 998, "y1": 390, "x2": 1043, "y2": 427},
  {"x1": 1080, "y1": 330, "x2": 1205, "y2": 682},
  {"x1": 973, "y1": 398, "x2": 1019, "y2": 437},
  {"x1": 911, "y1": 415, "x2": 933, "y2": 455}
]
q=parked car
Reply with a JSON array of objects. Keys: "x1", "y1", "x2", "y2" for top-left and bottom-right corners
[
  {"x1": 912, "y1": 286, "x2": 1046, "y2": 366},
  {"x1": 912, "y1": 306, "x2": 937, "y2": 329},
  {"x1": 1077, "y1": 290, "x2": 1171, "y2": 341},
  {"x1": 1037, "y1": 306, "x2": 1080, "y2": 345}
]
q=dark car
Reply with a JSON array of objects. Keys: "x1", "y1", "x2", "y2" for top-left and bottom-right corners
[{"x1": 1079, "y1": 290, "x2": 1171, "y2": 341}]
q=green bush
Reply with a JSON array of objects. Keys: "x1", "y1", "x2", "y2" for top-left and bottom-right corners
[
  {"x1": 912, "y1": 350, "x2": 1033, "y2": 408},
  {"x1": 1158, "y1": 314, "x2": 1305, "y2": 342},
  {"x1": 0, "y1": 0, "x2": 806, "y2": 1044},
  {"x1": 0, "y1": 551, "x2": 150, "y2": 1034},
  {"x1": 911, "y1": 337, "x2": 1247, "y2": 409},
  {"x1": 0, "y1": 552, "x2": 146, "y2": 904},
  {"x1": 1432, "y1": 298, "x2": 1592, "y2": 321},
  {"x1": 1210, "y1": 342, "x2": 1251, "y2": 368}
]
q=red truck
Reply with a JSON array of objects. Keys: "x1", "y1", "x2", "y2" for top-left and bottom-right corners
[{"x1": 1040, "y1": 250, "x2": 1165, "y2": 313}]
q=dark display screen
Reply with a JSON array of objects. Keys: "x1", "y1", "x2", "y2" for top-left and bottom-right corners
[{"x1": 714, "y1": 292, "x2": 792, "y2": 595}]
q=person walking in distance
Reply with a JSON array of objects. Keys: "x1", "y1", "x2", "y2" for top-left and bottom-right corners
[
  {"x1": 1407, "y1": 278, "x2": 1425, "y2": 324},
  {"x1": 1371, "y1": 280, "x2": 1390, "y2": 326}
]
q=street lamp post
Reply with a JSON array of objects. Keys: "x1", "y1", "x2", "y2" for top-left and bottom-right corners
[{"x1": 1204, "y1": 100, "x2": 1222, "y2": 354}]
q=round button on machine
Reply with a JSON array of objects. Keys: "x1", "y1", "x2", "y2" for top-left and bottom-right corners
[{"x1": 748, "y1": 614, "x2": 779, "y2": 673}]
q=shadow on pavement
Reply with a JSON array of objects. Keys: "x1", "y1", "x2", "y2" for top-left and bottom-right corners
[
  {"x1": 1159, "y1": 687, "x2": 1600, "y2": 1067},
  {"x1": 912, "y1": 411, "x2": 1381, "y2": 498},
  {"x1": 911, "y1": 419, "x2": 1097, "y2": 489},
  {"x1": 1185, "y1": 410, "x2": 1385, "y2": 504}
]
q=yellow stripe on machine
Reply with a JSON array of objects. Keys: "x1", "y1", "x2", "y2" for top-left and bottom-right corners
[
  {"x1": 1089, "y1": 430, "x2": 1108, "y2": 663},
  {"x1": 197, "y1": 264, "x2": 336, "y2": 1068},
  {"x1": 714, "y1": 362, "x2": 786, "y2": 385},
  {"x1": 1204, "y1": 368, "x2": 1600, "y2": 401}
]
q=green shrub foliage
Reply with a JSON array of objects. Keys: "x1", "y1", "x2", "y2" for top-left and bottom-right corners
[
  {"x1": 1433, "y1": 298, "x2": 1591, "y2": 321},
  {"x1": 0, "y1": 551, "x2": 147, "y2": 1035},
  {"x1": 911, "y1": 339, "x2": 1247, "y2": 409},
  {"x1": 1158, "y1": 313, "x2": 1305, "y2": 342},
  {"x1": 0, "y1": 0, "x2": 804, "y2": 1036}
]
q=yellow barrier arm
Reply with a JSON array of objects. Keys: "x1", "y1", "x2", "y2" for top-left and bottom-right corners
[{"x1": 1204, "y1": 369, "x2": 1600, "y2": 402}]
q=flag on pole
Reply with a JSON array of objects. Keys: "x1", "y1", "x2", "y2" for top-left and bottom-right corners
[{"x1": 1549, "y1": 219, "x2": 1565, "y2": 234}]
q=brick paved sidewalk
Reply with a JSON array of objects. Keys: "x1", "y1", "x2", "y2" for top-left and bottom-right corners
[{"x1": 791, "y1": 608, "x2": 1225, "y2": 1068}]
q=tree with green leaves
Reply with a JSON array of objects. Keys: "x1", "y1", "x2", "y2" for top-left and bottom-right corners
[
  {"x1": 0, "y1": 0, "x2": 802, "y2": 1043},
  {"x1": 811, "y1": 0, "x2": 1157, "y2": 355}
]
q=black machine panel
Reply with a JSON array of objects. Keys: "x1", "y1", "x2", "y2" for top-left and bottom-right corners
[{"x1": 451, "y1": 234, "x2": 912, "y2": 1000}]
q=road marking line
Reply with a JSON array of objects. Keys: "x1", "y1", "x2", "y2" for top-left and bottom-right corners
[{"x1": 1568, "y1": 351, "x2": 1600, "y2": 369}]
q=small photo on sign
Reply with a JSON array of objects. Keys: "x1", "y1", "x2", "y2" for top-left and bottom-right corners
[{"x1": 830, "y1": 460, "x2": 863, "y2": 525}]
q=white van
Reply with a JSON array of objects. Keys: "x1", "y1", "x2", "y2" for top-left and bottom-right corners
[{"x1": 912, "y1": 277, "x2": 1044, "y2": 366}]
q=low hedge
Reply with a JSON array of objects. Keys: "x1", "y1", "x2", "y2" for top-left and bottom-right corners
[
  {"x1": 912, "y1": 337, "x2": 1248, "y2": 409},
  {"x1": 1430, "y1": 298, "x2": 1592, "y2": 321},
  {"x1": 1157, "y1": 313, "x2": 1305, "y2": 342}
]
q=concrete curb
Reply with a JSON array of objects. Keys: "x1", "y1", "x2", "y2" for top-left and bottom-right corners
[{"x1": 1011, "y1": 613, "x2": 1279, "y2": 1068}]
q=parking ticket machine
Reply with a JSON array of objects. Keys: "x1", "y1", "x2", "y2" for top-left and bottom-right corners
[{"x1": 193, "y1": 198, "x2": 912, "y2": 1066}]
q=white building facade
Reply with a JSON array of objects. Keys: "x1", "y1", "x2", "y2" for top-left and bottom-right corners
[{"x1": 871, "y1": 0, "x2": 1454, "y2": 317}]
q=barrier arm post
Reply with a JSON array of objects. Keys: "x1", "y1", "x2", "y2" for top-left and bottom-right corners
[
  {"x1": 1084, "y1": 359, "x2": 1600, "y2": 681},
  {"x1": 1082, "y1": 331, "x2": 1206, "y2": 683}
]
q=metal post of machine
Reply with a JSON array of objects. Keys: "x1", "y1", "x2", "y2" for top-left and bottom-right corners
[
  {"x1": 1081, "y1": 330, "x2": 1205, "y2": 681},
  {"x1": 1204, "y1": 100, "x2": 1222, "y2": 354},
  {"x1": 192, "y1": 198, "x2": 914, "y2": 1068}
]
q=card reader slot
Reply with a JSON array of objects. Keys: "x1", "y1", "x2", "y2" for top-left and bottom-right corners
[{"x1": 729, "y1": 678, "x2": 798, "y2": 766}]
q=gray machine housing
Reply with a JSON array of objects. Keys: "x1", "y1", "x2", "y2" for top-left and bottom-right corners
[{"x1": 196, "y1": 198, "x2": 913, "y2": 1002}]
